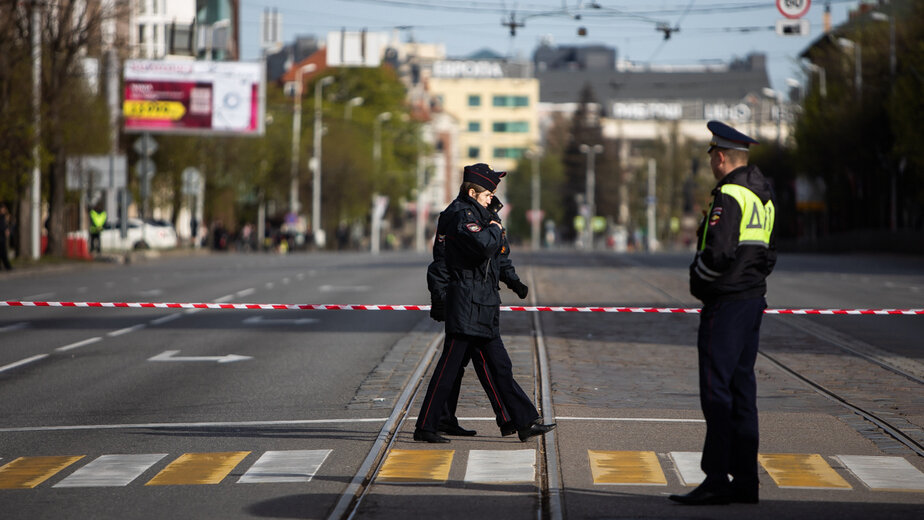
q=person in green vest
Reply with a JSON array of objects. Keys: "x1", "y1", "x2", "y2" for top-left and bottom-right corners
[
  {"x1": 89, "y1": 203, "x2": 107, "y2": 254},
  {"x1": 670, "y1": 121, "x2": 776, "y2": 506}
]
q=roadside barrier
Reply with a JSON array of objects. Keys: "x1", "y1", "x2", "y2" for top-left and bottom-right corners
[{"x1": 2, "y1": 301, "x2": 923, "y2": 315}]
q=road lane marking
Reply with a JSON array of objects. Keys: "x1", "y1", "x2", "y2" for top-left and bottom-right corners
[
  {"x1": 107, "y1": 324, "x2": 145, "y2": 337},
  {"x1": 148, "y1": 350, "x2": 252, "y2": 363},
  {"x1": 556, "y1": 416, "x2": 704, "y2": 423},
  {"x1": 236, "y1": 288, "x2": 255, "y2": 297},
  {"x1": 238, "y1": 450, "x2": 331, "y2": 484},
  {"x1": 588, "y1": 450, "x2": 667, "y2": 485},
  {"x1": 22, "y1": 292, "x2": 54, "y2": 300},
  {"x1": 150, "y1": 313, "x2": 182, "y2": 325},
  {"x1": 376, "y1": 449, "x2": 454, "y2": 483},
  {"x1": 0, "y1": 417, "x2": 388, "y2": 433},
  {"x1": 213, "y1": 294, "x2": 234, "y2": 303},
  {"x1": 464, "y1": 450, "x2": 536, "y2": 483},
  {"x1": 146, "y1": 452, "x2": 250, "y2": 486},
  {"x1": 0, "y1": 354, "x2": 50, "y2": 374},
  {"x1": 242, "y1": 316, "x2": 318, "y2": 326},
  {"x1": 835, "y1": 455, "x2": 924, "y2": 492},
  {"x1": 0, "y1": 322, "x2": 29, "y2": 333},
  {"x1": 55, "y1": 337, "x2": 102, "y2": 352},
  {"x1": 53, "y1": 454, "x2": 167, "y2": 488},
  {"x1": 0, "y1": 456, "x2": 85, "y2": 489},
  {"x1": 669, "y1": 451, "x2": 706, "y2": 486},
  {"x1": 758, "y1": 453, "x2": 852, "y2": 489}
]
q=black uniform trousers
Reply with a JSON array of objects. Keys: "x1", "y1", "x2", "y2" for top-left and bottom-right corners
[
  {"x1": 442, "y1": 351, "x2": 507, "y2": 429},
  {"x1": 417, "y1": 333, "x2": 539, "y2": 433},
  {"x1": 696, "y1": 296, "x2": 765, "y2": 486}
]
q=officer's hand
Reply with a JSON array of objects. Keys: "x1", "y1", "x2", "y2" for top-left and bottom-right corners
[
  {"x1": 430, "y1": 296, "x2": 446, "y2": 322},
  {"x1": 490, "y1": 220, "x2": 503, "y2": 229},
  {"x1": 509, "y1": 279, "x2": 529, "y2": 300}
]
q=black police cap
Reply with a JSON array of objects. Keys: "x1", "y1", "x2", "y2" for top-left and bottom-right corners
[{"x1": 463, "y1": 163, "x2": 507, "y2": 191}]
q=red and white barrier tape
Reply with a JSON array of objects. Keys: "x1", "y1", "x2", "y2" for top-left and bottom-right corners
[{"x1": 2, "y1": 301, "x2": 923, "y2": 315}]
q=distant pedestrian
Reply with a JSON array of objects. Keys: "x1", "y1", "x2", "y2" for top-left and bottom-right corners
[
  {"x1": 670, "y1": 121, "x2": 777, "y2": 506},
  {"x1": 0, "y1": 203, "x2": 12, "y2": 270},
  {"x1": 416, "y1": 163, "x2": 555, "y2": 443},
  {"x1": 89, "y1": 203, "x2": 107, "y2": 254}
]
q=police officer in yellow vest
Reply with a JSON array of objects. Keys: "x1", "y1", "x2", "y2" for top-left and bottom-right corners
[
  {"x1": 670, "y1": 121, "x2": 776, "y2": 506},
  {"x1": 89, "y1": 204, "x2": 107, "y2": 254}
]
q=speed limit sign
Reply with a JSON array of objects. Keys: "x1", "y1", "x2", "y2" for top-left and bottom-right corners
[{"x1": 777, "y1": 0, "x2": 811, "y2": 19}]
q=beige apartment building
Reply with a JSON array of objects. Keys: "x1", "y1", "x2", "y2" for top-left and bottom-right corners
[{"x1": 427, "y1": 59, "x2": 539, "y2": 202}]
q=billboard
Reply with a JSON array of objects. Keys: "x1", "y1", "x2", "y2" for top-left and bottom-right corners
[{"x1": 123, "y1": 60, "x2": 265, "y2": 136}]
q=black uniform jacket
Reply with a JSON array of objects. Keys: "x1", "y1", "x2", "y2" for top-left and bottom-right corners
[
  {"x1": 427, "y1": 191, "x2": 524, "y2": 338},
  {"x1": 690, "y1": 164, "x2": 777, "y2": 303}
]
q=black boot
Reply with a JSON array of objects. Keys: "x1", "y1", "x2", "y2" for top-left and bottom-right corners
[{"x1": 413, "y1": 429, "x2": 450, "y2": 443}]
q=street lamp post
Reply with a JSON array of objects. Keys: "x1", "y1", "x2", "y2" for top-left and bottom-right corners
[
  {"x1": 579, "y1": 143, "x2": 603, "y2": 251},
  {"x1": 373, "y1": 112, "x2": 392, "y2": 168},
  {"x1": 837, "y1": 37, "x2": 861, "y2": 101},
  {"x1": 524, "y1": 148, "x2": 542, "y2": 251},
  {"x1": 344, "y1": 96, "x2": 363, "y2": 120},
  {"x1": 371, "y1": 112, "x2": 392, "y2": 255},
  {"x1": 312, "y1": 75, "x2": 334, "y2": 247},
  {"x1": 289, "y1": 64, "x2": 316, "y2": 217},
  {"x1": 802, "y1": 60, "x2": 827, "y2": 99}
]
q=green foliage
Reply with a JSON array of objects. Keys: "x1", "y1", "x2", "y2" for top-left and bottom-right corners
[{"x1": 794, "y1": 0, "x2": 923, "y2": 232}]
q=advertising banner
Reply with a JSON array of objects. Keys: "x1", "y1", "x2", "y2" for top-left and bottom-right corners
[{"x1": 123, "y1": 60, "x2": 265, "y2": 136}]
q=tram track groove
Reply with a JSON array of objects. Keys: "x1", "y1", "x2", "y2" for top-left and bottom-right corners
[{"x1": 332, "y1": 267, "x2": 562, "y2": 520}]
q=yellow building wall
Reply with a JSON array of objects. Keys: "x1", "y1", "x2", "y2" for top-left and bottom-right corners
[{"x1": 429, "y1": 77, "x2": 539, "y2": 193}]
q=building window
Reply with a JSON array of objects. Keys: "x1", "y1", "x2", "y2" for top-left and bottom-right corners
[
  {"x1": 492, "y1": 121, "x2": 529, "y2": 133},
  {"x1": 493, "y1": 148, "x2": 525, "y2": 159},
  {"x1": 468, "y1": 121, "x2": 481, "y2": 132},
  {"x1": 468, "y1": 95, "x2": 481, "y2": 107},
  {"x1": 468, "y1": 147, "x2": 480, "y2": 159},
  {"x1": 493, "y1": 95, "x2": 529, "y2": 107}
]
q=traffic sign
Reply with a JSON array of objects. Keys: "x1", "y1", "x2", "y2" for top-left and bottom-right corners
[
  {"x1": 133, "y1": 134, "x2": 158, "y2": 156},
  {"x1": 777, "y1": 0, "x2": 811, "y2": 19},
  {"x1": 776, "y1": 18, "x2": 811, "y2": 36},
  {"x1": 182, "y1": 167, "x2": 201, "y2": 195},
  {"x1": 135, "y1": 157, "x2": 155, "y2": 178}
]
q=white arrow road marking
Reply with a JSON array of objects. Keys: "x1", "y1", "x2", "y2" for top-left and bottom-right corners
[
  {"x1": 148, "y1": 350, "x2": 252, "y2": 363},
  {"x1": 318, "y1": 285, "x2": 371, "y2": 293},
  {"x1": 242, "y1": 316, "x2": 318, "y2": 326}
]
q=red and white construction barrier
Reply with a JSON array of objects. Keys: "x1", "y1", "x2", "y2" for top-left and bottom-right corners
[{"x1": 2, "y1": 301, "x2": 923, "y2": 315}]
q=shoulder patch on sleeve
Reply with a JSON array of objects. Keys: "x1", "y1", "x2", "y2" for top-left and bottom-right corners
[
  {"x1": 709, "y1": 206, "x2": 723, "y2": 226},
  {"x1": 466, "y1": 223, "x2": 482, "y2": 233}
]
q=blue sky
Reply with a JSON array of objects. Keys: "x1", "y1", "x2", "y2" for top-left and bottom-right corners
[{"x1": 238, "y1": 0, "x2": 861, "y2": 93}]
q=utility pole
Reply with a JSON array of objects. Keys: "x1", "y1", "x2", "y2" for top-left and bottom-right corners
[
  {"x1": 29, "y1": 1, "x2": 42, "y2": 259},
  {"x1": 647, "y1": 158, "x2": 657, "y2": 252},
  {"x1": 312, "y1": 76, "x2": 334, "y2": 247}
]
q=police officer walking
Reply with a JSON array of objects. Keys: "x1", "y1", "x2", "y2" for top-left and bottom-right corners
[
  {"x1": 415, "y1": 163, "x2": 556, "y2": 443},
  {"x1": 670, "y1": 121, "x2": 776, "y2": 506}
]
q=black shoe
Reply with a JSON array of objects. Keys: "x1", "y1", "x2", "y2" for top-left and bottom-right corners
[
  {"x1": 413, "y1": 429, "x2": 450, "y2": 443},
  {"x1": 668, "y1": 482, "x2": 731, "y2": 505},
  {"x1": 517, "y1": 422, "x2": 556, "y2": 442},
  {"x1": 500, "y1": 422, "x2": 517, "y2": 437},
  {"x1": 438, "y1": 422, "x2": 477, "y2": 436},
  {"x1": 730, "y1": 480, "x2": 759, "y2": 504}
]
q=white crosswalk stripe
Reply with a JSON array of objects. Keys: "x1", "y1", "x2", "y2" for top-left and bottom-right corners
[
  {"x1": 464, "y1": 450, "x2": 536, "y2": 483},
  {"x1": 238, "y1": 450, "x2": 332, "y2": 484},
  {"x1": 669, "y1": 451, "x2": 706, "y2": 486},
  {"x1": 836, "y1": 455, "x2": 924, "y2": 492},
  {"x1": 53, "y1": 454, "x2": 167, "y2": 488}
]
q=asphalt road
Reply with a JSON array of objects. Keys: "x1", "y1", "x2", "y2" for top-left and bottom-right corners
[{"x1": 0, "y1": 249, "x2": 922, "y2": 519}]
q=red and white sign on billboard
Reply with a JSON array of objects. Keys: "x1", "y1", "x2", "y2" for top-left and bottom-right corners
[
  {"x1": 123, "y1": 60, "x2": 265, "y2": 136},
  {"x1": 777, "y1": 0, "x2": 811, "y2": 19}
]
